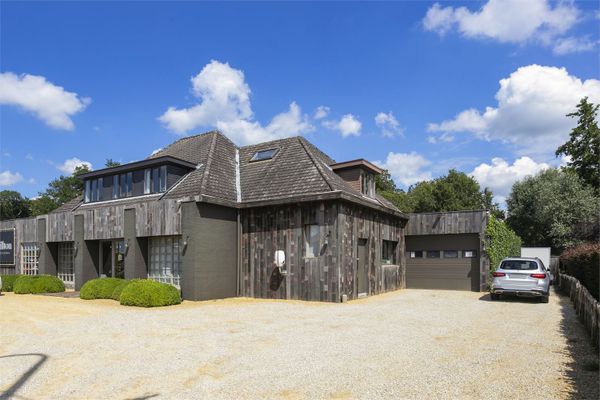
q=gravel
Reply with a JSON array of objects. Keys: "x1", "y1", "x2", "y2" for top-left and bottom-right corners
[{"x1": 1, "y1": 288, "x2": 597, "y2": 399}]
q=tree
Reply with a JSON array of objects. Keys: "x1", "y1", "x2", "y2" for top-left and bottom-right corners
[
  {"x1": 30, "y1": 164, "x2": 91, "y2": 216},
  {"x1": 105, "y1": 159, "x2": 121, "y2": 168},
  {"x1": 556, "y1": 97, "x2": 600, "y2": 191},
  {"x1": 506, "y1": 168, "x2": 598, "y2": 251},
  {"x1": 0, "y1": 190, "x2": 31, "y2": 220}
]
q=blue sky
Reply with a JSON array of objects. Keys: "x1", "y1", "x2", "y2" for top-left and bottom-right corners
[{"x1": 1, "y1": 1, "x2": 599, "y2": 205}]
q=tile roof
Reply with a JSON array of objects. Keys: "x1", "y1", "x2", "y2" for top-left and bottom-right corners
[{"x1": 51, "y1": 130, "x2": 403, "y2": 217}]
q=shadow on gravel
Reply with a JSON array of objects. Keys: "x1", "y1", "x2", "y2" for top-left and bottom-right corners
[
  {"x1": 478, "y1": 293, "x2": 546, "y2": 304},
  {"x1": 555, "y1": 288, "x2": 599, "y2": 400},
  {"x1": 124, "y1": 395, "x2": 159, "y2": 400},
  {"x1": 0, "y1": 353, "x2": 48, "y2": 400}
]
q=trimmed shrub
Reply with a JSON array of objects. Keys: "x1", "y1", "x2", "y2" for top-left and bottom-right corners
[
  {"x1": 560, "y1": 242, "x2": 599, "y2": 300},
  {"x1": 119, "y1": 279, "x2": 181, "y2": 307},
  {"x1": 110, "y1": 279, "x2": 133, "y2": 301},
  {"x1": 486, "y1": 215, "x2": 522, "y2": 272},
  {"x1": 13, "y1": 275, "x2": 65, "y2": 294},
  {"x1": 1, "y1": 274, "x2": 21, "y2": 292},
  {"x1": 80, "y1": 278, "x2": 125, "y2": 300}
]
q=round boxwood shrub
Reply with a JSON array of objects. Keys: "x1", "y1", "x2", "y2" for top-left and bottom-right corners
[
  {"x1": 80, "y1": 278, "x2": 125, "y2": 300},
  {"x1": 1, "y1": 274, "x2": 21, "y2": 292},
  {"x1": 14, "y1": 275, "x2": 65, "y2": 294},
  {"x1": 110, "y1": 279, "x2": 133, "y2": 301},
  {"x1": 119, "y1": 279, "x2": 181, "y2": 307}
]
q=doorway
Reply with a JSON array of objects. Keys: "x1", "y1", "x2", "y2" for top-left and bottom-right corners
[
  {"x1": 99, "y1": 240, "x2": 125, "y2": 278},
  {"x1": 357, "y1": 238, "x2": 368, "y2": 296}
]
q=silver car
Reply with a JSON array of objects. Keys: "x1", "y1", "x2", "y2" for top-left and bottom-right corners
[{"x1": 490, "y1": 257, "x2": 550, "y2": 303}]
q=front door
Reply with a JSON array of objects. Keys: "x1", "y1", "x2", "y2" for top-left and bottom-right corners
[
  {"x1": 357, "y1": 239, "x2": 368, "y2": 295},
  {"x1": 99, "y1": 240, "x2": 125, "y2": 278}
]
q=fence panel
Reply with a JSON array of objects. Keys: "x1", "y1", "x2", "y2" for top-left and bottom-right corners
[{"x1": 558, "y1": 273, "x2": 599, "y2": 348}]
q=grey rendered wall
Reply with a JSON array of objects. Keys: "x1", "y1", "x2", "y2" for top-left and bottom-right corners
[{"x1": 181, "y1": 202, "x2": 238, "y2": 301}]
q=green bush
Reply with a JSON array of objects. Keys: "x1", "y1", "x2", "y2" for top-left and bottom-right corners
[
  {"x1": 560, "y1": 242, "x2": 599, "y2": 300},
  {"x1": 486, "y1": 215, "x2": 522, "y2": 272},
  {"x1": 80, "y1": 278, "x2": 125, "y2": 300},
  {"x1": 13, "y1": 275, "x2": 65, "y2": 294},
  {"x1": 119, "y1": 279, "x2": 181, "y2": 307},
  {"x1": 1, "y1": 274, "x2": 21, "y2": 292},
  {"x1": 110, "y1": 279, "x2": 133, "y2": 301}
]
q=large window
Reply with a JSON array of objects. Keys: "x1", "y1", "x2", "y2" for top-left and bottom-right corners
[
  {"x1": 57, "y1": 242, "x2": 74, "y2": 288},
  {"x1": 305, "y1": 225, "x2": 320, "y2": 258},
  {"x1": 84, "y1": 177, "x2": 104, "y2": 202},
  {"x1": 361, "y1": 171, "x2": 374, "y2": 197},
  {"x1": 148, "y1": 236, "x2": 182, "y2": 288},
  {"x1": 382, "y1": 240, "x2": 397, "y2": 265},
  {"x1": 21, "y1": 243, "x2": 39, "y2": 275}
]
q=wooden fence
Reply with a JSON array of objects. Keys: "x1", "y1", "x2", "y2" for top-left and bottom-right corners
[{"x1": 558, "y1": 273, "x2": 599, "y2": 348}]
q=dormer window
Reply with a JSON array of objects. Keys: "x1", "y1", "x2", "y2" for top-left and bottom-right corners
[
  {"x1": 251, "y1": 148, "x2": 278, "y2": 162},
  {"x1": 80, "y1": 156, "x2": 195, "y2": 203},
  {"x1": 361, "y1": 171, "x2": 375, "y2": 197},
  {"x1": 330, "y1": 159, "x2": 382, "y2": 199}
]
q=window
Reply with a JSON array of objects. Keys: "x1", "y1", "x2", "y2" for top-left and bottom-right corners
[
  {"x1": 85, "y1": 180, "x2": 91, "y2": 202},
  {"x1": 409, "y1": 251, "x2": 423, "y2": 258},
  {"x1": 305, "y1": 225, "x2": 320, "y2": 258},
  {"x1": 91, "y1": 179, "x2": 97, "y2": 202},
  {"x1": 148, "y1": 236, "x2": 182, "y2": 288},
  {"x1": 152, "y1": 168, "x2": 159, "y2": 193},
  {"x1": 426, "y1": 250, "x2": 441, "y2": 258},
  {"x1": 57, "y1": 242, "x2": 74, "y2": 288},
  {"x1": 443, "y1": 250, "x2": 458, "y2": 258},
  {"x1": 499, "y1": 260, "x2": 538, "y2": 270},
  {"x1": 250, "y1": 148, "x2": 278, "y2": 161},
  {"x1": 361, "y1": 172, "x2": 374, "y2": 197},
  {"x1": 97, "y1": 177, "x2": 103, "y2": 201},
  {"x1": 144, "y1": 169, "x2": 151, "y2": 194},
  {"x1": 463, "y1": 250, "x2": 477, "y2": 258},
  {"x1": 112, "y1": 175, "x2": 119, "y2": 199},
  {"x1": 127, "y1": 172, "x2": 133, "y2": 196},
  {"x1": 21, "y1": 243, "x2": 39, "y2": 275},
  {"x1": 160, "y1": 166, "x2": 167, "y2": 192},
  {"x1": 382, "y1": 240, "x2": 397, "y2": 265}
]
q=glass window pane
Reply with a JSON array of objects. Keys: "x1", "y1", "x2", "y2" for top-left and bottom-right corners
[
  {"x1": 160, "y1": 166, "x2": 167, "y2": 192},
  {"x1": 85, "y1": 180, "x2": 91, "y2": 202},
  {"x1": 127, "y1": 172, "x2": 133, "y2": 196},
  {"x1": 97, "y1": 177, "x2": 103, "y2": 201},
  {"x1": 113, "y1": 175, "x2": 119, "y2": 198},
  {"x1": 144, "y1": 169, "x2": 151, "y2": 194},
  {"x1": 152, "y1": 168, "x2": 159, "y2": 193},
  {"x1": 120, "y1": 174, "x2": 127, "y2": 197},
  {"x1": 91, "y1": 179, "x2": 97, "y2": 202},
  {"x1": 426, "y1": 250, "x2": 440, "y2": 258},
  {"x1": 463, "y1": 250, "x2": 477, "y2": 258},
  {"x1": 305, "y1": 225, "x2": 320, "y2": 258},
  {"x1": 443, "y1": 250, "x2": 458, "y2": 258}
]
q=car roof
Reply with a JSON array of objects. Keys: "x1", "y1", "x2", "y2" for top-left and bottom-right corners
[{"x1": 501, "y1": 257, "x2": 541, "y2": 262}]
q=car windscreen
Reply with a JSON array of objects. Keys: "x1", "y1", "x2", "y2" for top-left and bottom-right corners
[{"x1": 500, "y1": 260, "x2": 538, "y2": 270}]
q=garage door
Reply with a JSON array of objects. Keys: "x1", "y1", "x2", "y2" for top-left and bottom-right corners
[{"x1": 406, "y1": 234, "x2": 480, "y2": 291}]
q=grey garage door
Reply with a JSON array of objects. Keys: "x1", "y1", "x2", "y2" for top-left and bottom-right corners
[{"x1": 406, "y1": 234, "x2": 480, "y2": 291}]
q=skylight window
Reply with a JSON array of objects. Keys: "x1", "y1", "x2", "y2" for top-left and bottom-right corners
[{"x1": 250, "y1": 148, "x2": 278, "y2": 162}]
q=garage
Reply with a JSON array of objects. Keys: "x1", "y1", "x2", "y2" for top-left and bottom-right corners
[{"x1": 405, "y1": 211, "x2": 489, "y2": 292}]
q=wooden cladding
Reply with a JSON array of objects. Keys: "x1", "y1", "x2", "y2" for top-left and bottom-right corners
[
  {"x1": 407, "y1": 211, "x2": 487, "y2": 236},
  {"x1": 241, "y1": 200, "x2": 406, "y2": 302}
]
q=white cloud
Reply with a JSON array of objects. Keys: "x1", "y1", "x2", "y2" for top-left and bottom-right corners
[
  {"x1": 553, "y1": 36, "x2": 598, "y2": 55},
  {"x1": 25, "y1": 153, "x2": 33, "y2": 160},
  {"x1": 0, "y1": 72, "x2": 90, "y2": 130},
  {"x1": 57, "y1": 158, "x2": 93, "y2": 175},
  {"x1": 28, "y1": 178, "x2": 36, "y2": 184},
  {"x1": 158, "y1": 60, "x2": 313, "y2": 145},
  {"x1": 423, "y1": 0, "x2": 587, "y2": 54},
  {"x1": 375, "y1": 152, "x2": 432, "y2": 187},
  {"x1": 314, "y1": 106, "x2": 330, "y2": 120},
  {"x1": 427, "y1": 132, "x2": 455, "y2": 144},
  {"x1": 323, "y1": 114, "x2": 362, "y2": 137},
  {"x1": 470, "y1": 156, "x2": 550, "y2": 204},
  {"x1": 0, "y1": 171, "x2": 24, "y2": 186},
  {"x1": 427, "y1": 65, "x2": 600, "y2": 157},
  {"x1": 375, "y1": 112, "x2": 404, "y2": 137}
]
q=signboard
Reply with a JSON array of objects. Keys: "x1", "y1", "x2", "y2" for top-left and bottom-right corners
[{"x1": 0, "y1": 228, "x2": 16, "y2": 266}]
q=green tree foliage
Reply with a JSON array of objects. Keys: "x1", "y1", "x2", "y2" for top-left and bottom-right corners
[
  {"x1": 507, "y1": 168, "x2": 598, "y2": 251},
  {"x1": 105, "y1": 159, "x2": 121, "y2": 168},
  {"x1": 0, "y1": 190, "x2": 31, "y2": 220},
  {"x1": 556, "y1": 97, "x2": 600, "y2": 192},
  {"x1": 30, "y1": 164, "x2": 91, "y2": 216},
  {"x1": 376, "y1": 169, "x2": 503, "y2": 217},
  {"x1": 485, "y1": 215, "x2": 522, "y2": 271}
]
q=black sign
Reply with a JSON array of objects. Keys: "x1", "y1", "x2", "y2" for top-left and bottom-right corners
[{"x1": 0, "y1": 229, "x2": 15, "y2": 266}]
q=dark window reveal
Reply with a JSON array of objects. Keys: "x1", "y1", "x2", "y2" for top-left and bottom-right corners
[
  {"x1": 409, "y1": 251, "x2": 423, "y2": 258},
  {"x1": 426, "y1": 250, "x2": 441, "y2": 258},
  {"x1": 382, "y1": 240, "x2": 397, "y2": 265},
  {"x1": 443, "y1": 250, "x2": 458, "y2": 258},
  {"x1": 251, "y1": 148, "x2": 278, "y2": 162}
]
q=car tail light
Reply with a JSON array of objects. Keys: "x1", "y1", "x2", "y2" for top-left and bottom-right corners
[
  {"x1": 492, "y1": 271, "x2": 506, "y2": 277},
  {"x1": 530, "y1": 273, "x2": 546, "y2": 279}
]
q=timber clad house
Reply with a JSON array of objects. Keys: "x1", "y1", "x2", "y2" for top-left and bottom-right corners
[{"x1": 0, "y1": 131, "x2": 490, "y2": 302}]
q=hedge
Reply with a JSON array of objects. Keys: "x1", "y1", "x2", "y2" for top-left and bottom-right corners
[
  {"x1": 110, "y1": 279, "x2": 133, "y2": 301},
  {"x1": 560, "y1": 242, "x2": 599, "y2": 300},
  {"x1": 80, "y1": 278, "x2": 125, "y2": 300},
  {"x1": 13, "y1": 275, "x2": 65, "y2": 294},
  {"x1": 1, "y1": 274, "x2": 21, "y2": 292},
  {"x1": 486, "y1": 215, "x2": 522, "y2": 272},
  {"x1": 119, "y1": 279, "x2": 181, "y2": 307}
]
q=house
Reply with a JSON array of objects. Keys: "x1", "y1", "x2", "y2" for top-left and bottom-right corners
[{"x1": 0, "y1": 131, "x2": 408, "y2": 302}]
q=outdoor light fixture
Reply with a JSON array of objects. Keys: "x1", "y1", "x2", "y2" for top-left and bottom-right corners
[
  {"x1": 183, "y1": 235, "x2": 189, "y2": 250},
  {"x1": 73, "y1": 241, "x2": 79, "y2": 256}
]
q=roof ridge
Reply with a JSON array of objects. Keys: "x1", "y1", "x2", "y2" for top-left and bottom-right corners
[
  {"x1": 199, "y1": 131, "x2": 218, "y2": 193},
  {"x1": 297, "y1": 137, "x2": 334, "y2": 192},
  {"x1": 149, "y1": 130, "x2": 218, "y2": 158}
]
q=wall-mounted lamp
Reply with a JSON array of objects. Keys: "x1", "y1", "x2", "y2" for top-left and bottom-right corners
[
  {"x1": 183, "y1": 235, "x2": 189, "y2": 250},
  {"x1": 73, "y1": 241, "x2": 79, "y2": 257},
  {"x1": 124, "y1": 239, "x2": 130, "y2": 255}
]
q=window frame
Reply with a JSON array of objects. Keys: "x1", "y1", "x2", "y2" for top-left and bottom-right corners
[
  {"x1": 305, "y1": 224, "x2": 321, "y2": 258},
  {"x1": 21, "y1": 242, "x2": 40, "y2": 276},
  {"x1": 426, "y1": 250, "x2": 441, "y2": 258},
  {"x1": 381, "y1": 240, "x2": 398, "y2": 265},
  {"x1": 409, "y1": 250, "x2": 424, "y2": 259},
  {"x1": 443, "y1": 250, "x2": 459, "y2": 258},
  {"x1": 148, "y1": 236, "x2": 182, "y2": 288},
  {"x1": 250, "y1": 148, "x2": 279, "y2": 162}
]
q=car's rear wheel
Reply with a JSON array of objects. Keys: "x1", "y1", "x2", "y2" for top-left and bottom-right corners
[
  {"x1": 491, "y1": 293, "x2": 499, "y2": 301},
  {"x1": 541, "y1": 295, "x2": 549, "y2": 303}
]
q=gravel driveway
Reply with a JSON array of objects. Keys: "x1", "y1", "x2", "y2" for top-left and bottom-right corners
[{"x1": 1, "y1": 288, "x2": 597, "y2": 399}]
